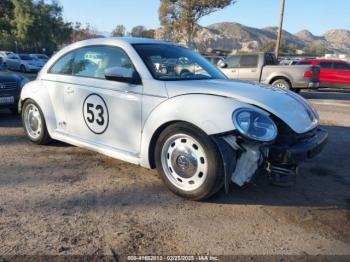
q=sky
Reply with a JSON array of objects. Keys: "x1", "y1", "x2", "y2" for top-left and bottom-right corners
[{"x1": 58, "y1": 0, "x2": 350, "y2": 36}]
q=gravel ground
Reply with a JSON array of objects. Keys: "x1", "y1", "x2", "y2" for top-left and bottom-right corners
[{"x1": 0, "y1": 89, "x2": 349, "y2": 258}]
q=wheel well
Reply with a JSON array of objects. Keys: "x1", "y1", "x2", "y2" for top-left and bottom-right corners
[
  {"x1": 269, "y1": 76, "x2": 291, "y2": 87},
  {"x1": 148, "y1": 121, "x2": 180, "y2": 169}
]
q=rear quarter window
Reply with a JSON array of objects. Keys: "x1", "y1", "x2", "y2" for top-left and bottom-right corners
[
  {"x1": 319, "y1": 62, "x2": 333, "y2": 69},
  {"x1": 49, "y1": 52, "x2": 75, "y2": 75},
  {"x1": 240, "y1": 55, "x2": 258, "y2": 68}
]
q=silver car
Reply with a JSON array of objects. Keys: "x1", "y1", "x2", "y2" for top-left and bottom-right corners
[
  {"x1": 19, "y1": 38, "x2": 328, "y2": 200},
  {"x1": 30, "y1": 54, "x2": 50, "y2": 67},
  {"x1": 5, "y1": 53, "x2": 43, "y2": 73}
]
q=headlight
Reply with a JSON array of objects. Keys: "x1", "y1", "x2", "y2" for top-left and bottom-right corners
[{"x1": 232, "y1": 108, "x2": 277, "y2": 142}]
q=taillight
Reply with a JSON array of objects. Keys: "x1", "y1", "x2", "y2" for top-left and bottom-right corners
[{"x1": 304, "y1": 70, "x2": 313, "y2": 78}]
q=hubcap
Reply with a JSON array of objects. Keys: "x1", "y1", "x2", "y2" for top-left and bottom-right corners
[
  {"x1": 275, "y1": 82, "x2": 287, "y2": 89},
  {"x1": 24, "y1": 104, "x2": 42, "y2": 140},
  {"x1": 161, "y1": 134, "x2": 208, "y2": 191}
]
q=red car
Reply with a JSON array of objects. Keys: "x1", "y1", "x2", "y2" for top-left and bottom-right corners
[{"x1": 297, "y1": 59, "x2": 350, "y2": 88}]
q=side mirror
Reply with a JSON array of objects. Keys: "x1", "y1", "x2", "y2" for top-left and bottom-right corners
[
  {"x1": 104, "y1": 66, "x2": 141, "y2": 85},
  {"x1": 217, "y1": 60, "x2": 227, "y2": 68}
]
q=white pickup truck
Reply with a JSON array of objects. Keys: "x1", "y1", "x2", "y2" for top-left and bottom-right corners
[{"x1": 218, "y1": 52, "x2": 320, "y2": 92}]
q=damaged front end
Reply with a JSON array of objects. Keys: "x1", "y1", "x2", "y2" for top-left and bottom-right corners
[{"x1": 213, "y1": 110, "x2": 328, "y2": 192}]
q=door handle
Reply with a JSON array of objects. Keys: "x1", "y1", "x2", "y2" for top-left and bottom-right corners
[
  {"x1": 251, "y1": 69, "x2": 257, "y2": 72},
  {"x1": 231, "y1": 70, "x2": 237, "y2": 73},
  {"x1": 66, "y1": 87, "x2": 74, "y2": 94}
]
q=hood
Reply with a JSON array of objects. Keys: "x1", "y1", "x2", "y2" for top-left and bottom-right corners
[
  {"x1": 165, "y1": 79, "x2": 318, "y2": 134},
  {"x1": 0, "y1": 72, "x2": 23, "y2": 82}
]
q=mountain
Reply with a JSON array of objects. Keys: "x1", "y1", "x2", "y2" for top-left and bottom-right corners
[
  {"x1": 323, "y1": 29, "x2": 350, "y2": 53},
  {"x1": 156, "y1": 22, "x2": 350, "y2": 55}
]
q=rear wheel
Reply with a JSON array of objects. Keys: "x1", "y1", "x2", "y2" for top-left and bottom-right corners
[
  {"x1": 22, "y1": 99, "x2": 52, "y2": 145},
  {"x1": 272, "y1": 79, "x2": 291, "y2": 90},
  {"x1": 155, "y1": 123, "x2": 224, "y2": 200}
]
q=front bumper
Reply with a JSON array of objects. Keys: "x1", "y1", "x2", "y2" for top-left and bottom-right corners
[{"x1": 268, "y1": 127, "x2": 328, "y2": 165}]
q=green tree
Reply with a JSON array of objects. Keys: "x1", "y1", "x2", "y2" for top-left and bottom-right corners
[
  {"x1": 259, "y1": 40, "x2": 298, "y2": 54},
  {"x1": 0, "y1": 0, "x2": 16, "y2": 51},
  {"x1": 159, "y1": 0, "x2": 236, "y2": 47},
  {"x1": 111, "y1": 25, "x2": 126, "y2": 37},
  {"x1": 304, "y1": 44, "x2": 327, "y2": 56},
  {"x1": 11, "y1": 0, "x2": 71, "y2": 53},
  {"x1": 71, "y1": 22, "x2": 100, "y2": 42},
  {"x1": 130, "y1": 25, "x2": 147, "y2": 37}
]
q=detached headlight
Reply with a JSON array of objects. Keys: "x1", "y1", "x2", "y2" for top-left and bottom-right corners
[{"x1": 232, "y1": 108, "x2": 278, "y2": 142}]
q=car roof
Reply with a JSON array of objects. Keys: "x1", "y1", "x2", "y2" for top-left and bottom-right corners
[
  {"x1": 302, "y1": 59, "x2": 347, "y2": 63},
  {"x1": 75, "y1": 37, "x2": 174, "y2": 46}
]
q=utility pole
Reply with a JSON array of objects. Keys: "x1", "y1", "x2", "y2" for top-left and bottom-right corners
[{"x1": 275, "y1": 0, "x2": 286, "y2": 60}]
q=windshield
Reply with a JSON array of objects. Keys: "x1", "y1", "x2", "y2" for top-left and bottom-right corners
[{"x1": 133, "y1": 44, "x2": 227, "y2": 81}]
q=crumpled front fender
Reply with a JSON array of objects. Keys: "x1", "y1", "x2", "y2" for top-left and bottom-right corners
[{"x1": 139, "y1": 94, "x2": 257, "y2": 168}]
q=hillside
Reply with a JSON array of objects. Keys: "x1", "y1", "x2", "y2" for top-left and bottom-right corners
[{"x1": 157, "y1": 22, "x2": 350, "y2": 54}]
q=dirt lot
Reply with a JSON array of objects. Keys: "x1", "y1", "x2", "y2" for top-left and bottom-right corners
[{"x1": 0, "y1": 90, "x2": 349, "y2": 258}]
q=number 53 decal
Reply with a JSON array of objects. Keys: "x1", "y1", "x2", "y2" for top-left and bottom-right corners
[{"x1": 83, "y1": 94, "x2": 109, "y2": 134}]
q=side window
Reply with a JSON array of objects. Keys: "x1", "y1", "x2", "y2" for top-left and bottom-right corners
[
  {"x1": 333, "y1": 62, "x2": 350, "y2": 70},
  {"x1": 49, "y1": 52, "x2": 75, "y2": 75},
  {"x1": 226, "y1": 56, "x2": 240, "y2": 68},
  {"x1": 72, "y1": 46, "x2": 134, "y2": 79},
  {"x1": 240, "y1": 55, "x2": 258, "y2": 68},
  {"x1": 319, "y1": 62, "x2": 333, "y2": 69}
]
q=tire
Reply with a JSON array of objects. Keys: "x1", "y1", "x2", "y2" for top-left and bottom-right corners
[
  {"x1": 22, "y1": 99, "x2": 52, "y2": 145},
  {"x1": 20, "y1": 65, "x2": 27, "y2": 73},
  {"x1": 155, "y1": 122, "x2": 224, "y2": 200},
  {"x1": 272, "y1": 79, "x2": 291, "y2": 90}
]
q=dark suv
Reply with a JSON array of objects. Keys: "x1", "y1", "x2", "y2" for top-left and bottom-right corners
[{"x1": 0, "y1": 73, "x2": 26, "y2": 114}]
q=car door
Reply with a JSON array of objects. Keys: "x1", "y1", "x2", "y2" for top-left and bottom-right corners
[
  {"x1": 64, "y1": 45, "x2": 142, "y2": 155},
  {"x1": 319, "y1": 62, "x2": 334, "y2": 85},
  {"x1": 220, "y1": 56, "x2": 240, "y2": 79},
  {"x1": 236, "y1": 54, "x2": 260, "y2": 81},
  {"x1": 333, "y1": 62, "x2": 350, "y2": 86}
]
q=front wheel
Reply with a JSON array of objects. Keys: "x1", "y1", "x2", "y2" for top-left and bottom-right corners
[
  {"x1": 272, "y1": 79, "x2": 291, "y2": 90},
  {"x1": 22, "y1": 99, "x2": 52, "y2": 145},
  {"x1": 155, "y1": 123, "x2": 224, "y2": 200}
]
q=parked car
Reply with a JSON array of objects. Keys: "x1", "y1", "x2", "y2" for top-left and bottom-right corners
[
  {"x1": 0, "y1": 51, "x2": 13, "y2": 61},
  {"x1": 30, "y1": 54, "x2": 50, "y2": 67},
  {"x1": 5, "y1": 53, "x2": 43, "y2": 73},
  {"x1": 0, "y1": 73, "x2": 28, "y2": 114},
  {"x1": 19, "y1": 38, "x2": 328, "y2": 200},
  {"x1": 218, "y1": 52, "x2": 320, "y2": 92},
  {"x1": 297, "y1": 59, "x2": 350, "y2": 88}
]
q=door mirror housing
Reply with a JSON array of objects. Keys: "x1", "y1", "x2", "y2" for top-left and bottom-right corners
[
  {"x1": 104, "y1": 66, "x2": 141, "y2": 85},
  {"x1": 217, "y1": 60, "x2": 227, "y2": 68}
]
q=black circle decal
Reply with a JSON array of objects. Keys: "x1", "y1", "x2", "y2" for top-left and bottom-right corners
[{"x1": 83, "y1": 94, "x2": 109, "y2": 134}]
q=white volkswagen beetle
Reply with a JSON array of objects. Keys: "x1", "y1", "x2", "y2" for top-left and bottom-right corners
[{"x1": 19, "y1": 38, "x2": 328, "y2": 200}]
